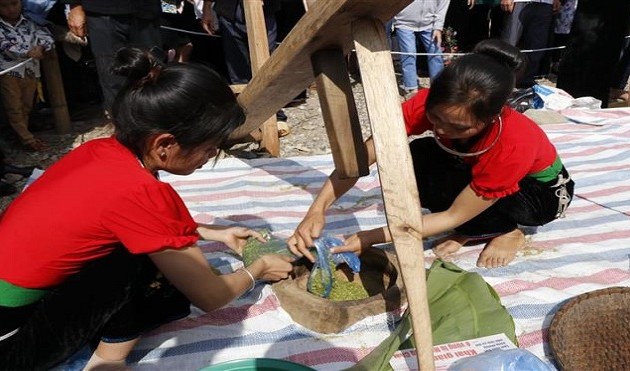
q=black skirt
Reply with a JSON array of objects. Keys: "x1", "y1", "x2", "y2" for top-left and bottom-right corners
[
  {"x1": 0, "y1": 246, "x2": 190, "y2": 370},
  {"x1": 410, "y1": 137, "x2": 575, "y2": 237}
]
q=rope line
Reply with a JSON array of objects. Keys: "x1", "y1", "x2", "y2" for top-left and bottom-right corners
[
  {"x1": 160, "y1": 25, "x2": 220, "y2": 38},
  {"x1": 158, "y1": 25, "x2": 570, "y2": 56},
  {"x1": 0, "y1": 25, "x2": 620, "y2": 75},
  {"x1": 0, "y1": 58, "x2": 33, "y2": 76}
]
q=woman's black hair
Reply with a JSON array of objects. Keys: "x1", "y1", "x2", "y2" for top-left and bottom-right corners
[
  {"x1": 110, "y1": 48, "x2": 245, "y2": 157},
  {"x1": 425, "y1": 39, "x2": 527, "y2": 123}
]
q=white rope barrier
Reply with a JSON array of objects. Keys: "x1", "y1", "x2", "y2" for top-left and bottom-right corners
[
  {"x1": 390, "y1": 51, "x2": 467, "y2": 57},
  {"x1": 0, "y1": 58, "x2": 33, "y2": 76},
  {"x1": 159, "y1": 25, "x2": 572, "y2": 56},
  {"x1": 160, "y1": 25, "x2": 220, "y2": 38}
]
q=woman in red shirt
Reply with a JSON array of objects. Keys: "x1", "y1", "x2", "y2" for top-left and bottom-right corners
[
  {"x1": 0, "y1": 48, "x2": 294, "y2": 369},
  {"x1": 288, "y1": 39, "x2": 574, "y2": 269}
]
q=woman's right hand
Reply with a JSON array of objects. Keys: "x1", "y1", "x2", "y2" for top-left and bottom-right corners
[
  {"x1": 251, "y1": 254, "x2": 294, "y2": 281},
  {"x1": 200, "y1": 2, "x2": 218, "y2": 35},
  {"x1": 287, "y1": 211, "x2": 326, "y2": 262}
]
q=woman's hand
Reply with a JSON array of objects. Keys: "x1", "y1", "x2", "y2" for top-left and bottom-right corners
[
  {"x1": 27, "y1": 45, "x2": 45, "y2": 60},
  {"x1": 200, "y1": 2, "x2": 218, "y2": 35},
  {"x1": 250, "y1": 254, "x2": 295, "y2": 281},
  {"x1": 329, "y1": 227, "x2": 389, "y2": 255},
  {"x1": 197, "y1": 225, "x2": 265, "y2": 254},
  {"x1": 501, "y1": 0, "x2": 514, "y2": 12},
  {"x1": 287, "y1": 210, "x2": 326, "y2": 262}
]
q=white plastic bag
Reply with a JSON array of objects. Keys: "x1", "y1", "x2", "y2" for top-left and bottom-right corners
[{"x1": 447, "y1": 349, "x2": 555, "y2": 371}]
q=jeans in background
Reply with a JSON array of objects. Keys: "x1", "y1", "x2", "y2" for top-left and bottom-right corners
[{"x1": 396, "y1": 28, "x2": 444, "y2": 90}]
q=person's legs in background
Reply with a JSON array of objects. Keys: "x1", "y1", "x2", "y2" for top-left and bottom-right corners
[
  {"x1": 517, "y1": 3, "x2": 554, "y2": 87},
  {"x1": 218, "y1": 3, "x2": 287, "y2": 121},
  {"x1": 396, "y1": 27, "x2": 419, "y2": 94},
  {"x1": 418, "y1": 29, "x2": 445, "y2": 82},
  {"x1": 85, "y1": 15, "x2": 131, "y2": 116},
  {"x1": 444, "y1": 0, "x2": 473, "y2": 52},
  {"x1": 0, "y1": 75, "x2": 44, "y2": 151},
  {"x1": 557, "y1": 0, "x2": 630, "y2": 107},
  {"x1": 610, "y1": 37, "x2": 630, "y2": 101},
  {"x1": 502, "y1": 2, "x2": 553, "y2": 88},
  {"x1": 86, "y1": 14, "x2": 161, "y2": 116},
  {"x1": 218, "y1": 14, "x2": 253, "y2": 84},
  {"x1": 468, "y1": 3, "x2": 492, "y2": 49}
]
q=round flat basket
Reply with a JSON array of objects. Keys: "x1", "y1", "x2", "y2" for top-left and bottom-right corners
[{"x1": 548, "y1": 286, "x2": 630, "y2": 370}]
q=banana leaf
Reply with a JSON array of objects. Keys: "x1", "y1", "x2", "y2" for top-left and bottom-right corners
[
  {"x1": 425, "y1": 259, "x2": 517, "y2": 346},
  {"x1": 349, "y1": 259, "x2": 516, "y2": 371}
]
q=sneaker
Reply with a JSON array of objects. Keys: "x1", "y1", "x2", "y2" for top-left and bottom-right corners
[
  {"x1": 276, "y1": 110, "x2": 288, "y2": 122},
  {"x1": 403, "y1": 88, "x2": 418, "y2": 101}
]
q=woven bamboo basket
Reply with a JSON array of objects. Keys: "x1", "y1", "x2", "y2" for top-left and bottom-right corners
[{"x1": 548, "y1": 286, "x2": 630, "y2": 370}]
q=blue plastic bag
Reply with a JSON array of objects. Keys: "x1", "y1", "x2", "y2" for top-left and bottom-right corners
[
  {"x1": 448, "y1": 349, "x2": 554, "y2": 371},
  {"x1": 307, "y1": 234, "x2": 361, "y2": 298}
]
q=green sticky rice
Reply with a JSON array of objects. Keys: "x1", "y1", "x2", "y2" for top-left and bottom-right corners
[
  {"x1": 308, "y1": 261, "x2": 369, "y2": 301},
  {"x1": 242, "y1": 230, "x2": 294, "y2": 266}
]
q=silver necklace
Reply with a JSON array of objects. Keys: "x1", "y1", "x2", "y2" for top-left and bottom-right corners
[{"x1": 432, "y1": 116, "x2": 503, "y2": 157}]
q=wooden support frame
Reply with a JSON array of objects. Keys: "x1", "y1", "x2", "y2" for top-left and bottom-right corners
[
  {"x1": 312, "y1": 48, "x2": 369, "y2": 178},
  {"x1": 41, "y1": 49, "x2": 71, "y2": 134},
  {"x1": 353, "y1": 18, "x2": 434, "y2": 370},
  {"x1": 233, "y1": 0, "x2": 436, "y2": 368},
  {"x1": 243, "y1": 0, "x2": 280, "y2": 156}
]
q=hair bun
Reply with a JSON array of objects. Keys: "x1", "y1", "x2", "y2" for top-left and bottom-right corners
[
  {"x1": 472, "y1": 39, "x2": 527, "y2": 76},
  {"x1": 110, "y1": 48, "x2": 160, "y2": 87}
]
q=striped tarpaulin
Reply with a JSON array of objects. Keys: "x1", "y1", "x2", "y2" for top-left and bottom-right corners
[{"x1": 129, "y1": 120, "x2": 630, "y2": 370}]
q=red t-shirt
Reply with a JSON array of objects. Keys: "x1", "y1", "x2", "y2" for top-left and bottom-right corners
[
  {"x1": 402, "y1": 89, "x2": 558, "y2": 198},
  {"x1": 0, "y1": 138, "x2": 199, "y2": 289}
]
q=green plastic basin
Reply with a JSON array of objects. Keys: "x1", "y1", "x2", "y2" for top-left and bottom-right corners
[{"x1": 200, "y1": 358, "x2": 315, "y2": 371}]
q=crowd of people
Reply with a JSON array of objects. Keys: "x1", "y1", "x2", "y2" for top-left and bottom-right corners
[
  {"x1": 0, "y1": 0, "x2": 628, "y2": 369},
  {"x1": 1, "y1": 0, "x2": 629, "y2": 155}
]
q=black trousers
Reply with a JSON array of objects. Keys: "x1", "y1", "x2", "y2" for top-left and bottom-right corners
[
  {"x1": 218, "y1": 2, "x2": 278, "y2": 84},
  {"x1": 0, "y1": 248, "x2": 189, "y2": 370},
  {"x1": 501, "y1": 2, "x2": 554, "y2": 88},
  {"x1": 410, "y1": 137, "x2": 574, "y2": 237},
  {"x1": 556, "y1": 0, "x2": 630, "y2": 107},
  {"x1": 86, "y1": 13, "x2": 162, "y2": 112},
  {"x1": 444, "y1": 0, "x2": 493, "y2": 52}
]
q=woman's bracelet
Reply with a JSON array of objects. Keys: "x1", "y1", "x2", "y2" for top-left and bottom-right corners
[{"x1": 237, "y1": 267, "x2": 256, "y2": 293}]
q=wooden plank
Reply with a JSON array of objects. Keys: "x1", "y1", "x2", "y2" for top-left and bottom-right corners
[
  {"x1": 231, "y1": 0, "x2": 412, "y2": 139},
  {"x1": 230, "y1": 84, "x2": 247, "y2": 94},
  {"x1": 353, "y1": 18, "x2": 435, "y2": 370},
  {"x1": 41, "y1": 49, "x2": 71, "y2": 134},
  {"x1": 311, "y1": 48, "x2": 368, "y2": 178},
  {"x1": 243, "y1": 0, "x2": 279, "y2": 156}
]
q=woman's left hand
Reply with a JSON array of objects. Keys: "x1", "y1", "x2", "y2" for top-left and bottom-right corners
[
  {"x1": 197, "y1": 225, "x2": 265, "y2": 254},
  {"x1": 222, "y1": 227, "x2": 265, "y2": 254}
]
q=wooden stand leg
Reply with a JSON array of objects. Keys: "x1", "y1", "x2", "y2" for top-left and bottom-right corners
[
  {"x1": 353, "y1": 18, "x2": 435, "y2": 371},
  {"x1": 41, "y1": 49, "x2": 71, "y2": 135},
  {"x1": 312, "y1": 48, "x2": 369, "y2": 178},
  {"x1": 243, "y1": 0, "x2": 280, "y2": 156}
]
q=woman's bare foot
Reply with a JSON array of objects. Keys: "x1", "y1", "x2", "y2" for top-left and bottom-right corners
[
  {"x1": 476, "y1": 229, "x2": 525, "y2": 268},
  {"x1": 432, "y1": 234, "x2": 472, "y2": 260}
]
